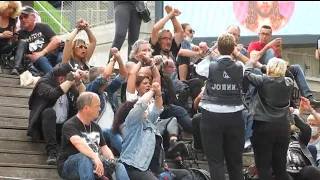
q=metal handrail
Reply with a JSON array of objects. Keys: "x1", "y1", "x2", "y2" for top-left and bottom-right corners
[{"x1": 35, "y1": 1, "x2": 69, "y2": 34}]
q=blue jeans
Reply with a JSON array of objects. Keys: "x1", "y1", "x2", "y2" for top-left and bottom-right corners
[
  {"x1": 242, "y1": 110, "x2": 253, "y2": 141},
  {"x1": 33, "y1": 52, "x2": 63, "y2": 74},
  {"x1": 160, "y1": 104, "x2": 193, "y2": 133},
  {"x1": 288, "y1": 64, "x2": 312, "y2": 98},
  {"x1": 308, "y1": 145, "x2": 318, "y2": 164},
  {"x1": 102, "y1": 128, "x2": 123, "y2": 154},
  {"x1": 61, "y1": 153, "x2": 129, "y2": 180},
  {"x1": 260, "y1": 48, "x2": 275, "y2": 65}
]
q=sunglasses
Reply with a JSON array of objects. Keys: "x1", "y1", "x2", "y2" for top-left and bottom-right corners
[
  {"x1": 19, "y1": 14, "x2": 29, "y2": 20},
  {"x1": 77, "y1": 45, "x2": 88, "y2": 49},
  {"x1": 187, "y1": 29, "x2": 195, "y2": 34}
]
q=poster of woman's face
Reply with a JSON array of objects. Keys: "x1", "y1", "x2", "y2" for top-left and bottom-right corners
[{"x1": 233, "y1": 1, "x2": 295, "y2": 33}]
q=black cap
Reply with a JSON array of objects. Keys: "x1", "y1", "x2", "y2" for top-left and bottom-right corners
[
  {"x1": 53, "y1": 62, "x2": 76, "y2": 77},
  {"x1": 21, "y1": 6, "x2": 37, "y2": 14}
]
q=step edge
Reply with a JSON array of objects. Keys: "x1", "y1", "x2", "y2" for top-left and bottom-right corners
[
  {"x1": 0, "y1": 114, "x2": 29, "y2": 119},
  {"x1": 0, "y1": 83, "x2": 34, "y2": 89},
  {"x1": 0, "y1": 125, "x2": 27, "y2": 130},
  {"x1": 0, "y1": 103, "x2": 29, "y2": 108},
  {"x1": 0, "y1": 149, "x2": 46, "y2": 155},
  {"x1": 0, "y1": 162, "x2": 56, "y2": 169},
  {"x1": 0, "y1": 74, "x2": 20, "y2": 79}
]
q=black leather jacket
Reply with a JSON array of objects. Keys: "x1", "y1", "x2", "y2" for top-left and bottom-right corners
[{"x1": 245, "y1": 62, "x2": 294, "y2": 125}]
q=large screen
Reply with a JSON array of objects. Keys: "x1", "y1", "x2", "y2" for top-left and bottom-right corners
[{"x1": 162, "y1": 1, "x2": 318, "y2": 38}]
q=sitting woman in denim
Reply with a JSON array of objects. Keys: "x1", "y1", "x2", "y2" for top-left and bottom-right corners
[{"x1": 119, "y1": 82, "x2": 192, "y2": 180}]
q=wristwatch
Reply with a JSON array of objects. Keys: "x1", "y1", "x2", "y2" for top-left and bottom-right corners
[{"x1": 205, "y1": 49, "x2": 212, "y2": 55}]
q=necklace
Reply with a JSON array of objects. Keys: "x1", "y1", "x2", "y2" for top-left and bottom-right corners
[{"x1": 82, "y1": 121, "x2": 92, "y2": 134}]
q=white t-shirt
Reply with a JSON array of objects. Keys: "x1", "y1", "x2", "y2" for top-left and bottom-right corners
[{"x1": 52, "y1": 94, "x2": 69, "y2": 124}]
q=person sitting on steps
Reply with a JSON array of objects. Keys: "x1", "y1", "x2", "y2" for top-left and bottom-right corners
[
  {"x1": 0, "y1": 1, "x2": 27, "y2": 75},
  {"x1": 28, "y1": 62, "x2": 86, "y2": 165}
]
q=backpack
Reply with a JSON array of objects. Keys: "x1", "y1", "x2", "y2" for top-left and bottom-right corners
[{"x1": 188, "y1": 168, "x2": 211, "y2": 180}]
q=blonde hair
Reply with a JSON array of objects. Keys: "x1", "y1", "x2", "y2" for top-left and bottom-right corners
[
  {"x1": 217, "y1": 33, "x2": 236, "y2": 55},
  {"x1": 71, "y1": 39, "x2": 88, "y2": 60},
  {"x1": 129, "y1": 39, "x2": 153, "y2": 60},
  {"x1": 0, "y1": 1, "x2": 22, "y2": 18},
  {"x1": 266, "y1": 57, "x2": 287, "y2": 77}
]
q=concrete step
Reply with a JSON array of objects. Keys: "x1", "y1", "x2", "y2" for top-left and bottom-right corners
[
  {"x1": 0, "y1": 116, "x2": 28, "y2": 128},
  {"x1": 0, "y1": 149, "x2": 46, "y2": 165},
  {"x1": 0, "y1": 95, "x2": 29, "y2": 105},
  {"x1": 0, "y1": 128, "x2": 28, "y2": 139},
  {"x1": 0, "y1": 74, "x2": 20, "y2": 85},
  {"x1": 0, "y1": 83, "x2": 33, "y2": 97},
  {"x1": 0, "y1": 104, "x2": 29, "y2": 117},
  {"x1": 0, "y1": 138, "x2": 45, "y2": 152},
  {"x1": 0, "y1": 163, "x2": 60, "y2": 179}
]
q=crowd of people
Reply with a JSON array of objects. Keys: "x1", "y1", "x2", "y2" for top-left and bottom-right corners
[{"x1": 2, "y1": 1, "x2": 320, "y2": 180}]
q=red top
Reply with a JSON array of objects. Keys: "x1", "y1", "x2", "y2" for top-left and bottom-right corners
[{"x1": 247, "y1": 41, "x2": 278, "y2": 58}]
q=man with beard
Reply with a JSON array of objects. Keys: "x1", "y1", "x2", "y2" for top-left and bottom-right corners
[{"x1": 241, "y1": 1, "x2": 288, "y2": 33}]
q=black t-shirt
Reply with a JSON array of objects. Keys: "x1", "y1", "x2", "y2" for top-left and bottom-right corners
[
  {"x1": 70, "y1": 58, "x2": 90, "y2": 71},
  {"x1": 149, "y1": 37, "x2": 181, "y2": 60},
  {"x1": 0, "y1": 18, "x2": 16, "y2": 47},
  {"x1": 57, "y1": 116, "x2": 106, "y2": 175},
  {"x1": 286, "y1": 139, "x2": 308, "y2": 173},
  {"x1": 18, "y1": 23, "x2": 56, "y2": 54}
]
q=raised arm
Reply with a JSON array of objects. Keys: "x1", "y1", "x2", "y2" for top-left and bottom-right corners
[
  {"x1": 83, "y1": 22, "x2": 97, "y2": 62},
  {"x1": 111, "y1": 48, "x2": 127, "y2": 78},
  {"x1": 127, "y1": 61, "x2": 142, "y2": 94},
  {"x1": 62, "y1": 28, "x2": 80, "y2": 62},
  {"x1": 150, "y1": 10, "x2": 174, "y2": 45}
]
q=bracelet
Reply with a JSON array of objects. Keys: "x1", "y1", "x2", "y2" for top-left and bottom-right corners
[
  {"x1": 150, "y1": 62, "x2": 155, "y2": 70},
  {"x1": 154, "y1": 93, "x2": 162, "y2": 97},
  {"x1": 205, "y1": 49, "x2": 212, "y2": 55}
]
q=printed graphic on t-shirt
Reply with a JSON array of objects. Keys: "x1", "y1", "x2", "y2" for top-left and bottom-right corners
[
  {"x1": 81, "y1": 131, "x2": 101, "y2": 154},
  {"x1": 286, "y1": 140, "x2": 307, "y2": 173},
  {"x1": 23, "y1": 32, "x2": 46, "y2": 52}
]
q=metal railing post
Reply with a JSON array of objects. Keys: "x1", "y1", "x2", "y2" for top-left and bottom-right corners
[{"x1": 70, "y1": 1, "x2": 77, "y2": 30}]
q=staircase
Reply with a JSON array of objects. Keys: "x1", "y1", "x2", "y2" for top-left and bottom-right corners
[
  {"x1": 0, "y1": 68, "x2": 61, "y2": 179},
  {"x1": 0, "y1": 68, "x2": 258, "y2": 179}
]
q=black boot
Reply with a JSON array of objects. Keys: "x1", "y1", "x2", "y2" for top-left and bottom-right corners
[
  {"x1": 167, "y1": 140, "x2": 187, "y2": 158},
  {"x1": 10, "y1": 68, "x2": 19, "y2": 76},
  {"x1": 308, "y1": 96, "x2": 320, "y2": 108},
  {"x1": 46, "y1": 152, "x2": 58, "y2": 165}
]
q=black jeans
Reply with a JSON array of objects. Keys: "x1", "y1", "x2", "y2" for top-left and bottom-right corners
[
  {"x1": 109, "y1": 2, "x2": 142, "y2": 61},
  {"x1": 192, "y1": 113, "x2": 202, "y2": 150},
  {"x1": 201, "y1": 109, "x2": 245, "y2": 180},
  {"x1": 251, "y1": 121, "x2": 291, "y2": 180},
  {"x1": 289, "y1": 165, "x2": 320, "y2": 180},
  {"x1": 0, "y1": 40, "x2": 28, "y2": 71},
  {"x1": 41, "y1": 108, "x2": 63, "y2": 155},
  {"x1": 125, "y1": 164, "x2": 193, "y2": 180}
]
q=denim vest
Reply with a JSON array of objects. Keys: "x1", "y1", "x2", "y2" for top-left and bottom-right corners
[{"x1": 120, "y1": 99, "x2": 164, "y2": 171}]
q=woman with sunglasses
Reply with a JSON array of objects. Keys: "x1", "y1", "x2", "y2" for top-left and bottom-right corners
[
  {"x1": 62, "y1": 18, "x2": 97, "y2": 71},
  {"x1": 0, "y1": 1, "x2": 24, "y2": 75}
]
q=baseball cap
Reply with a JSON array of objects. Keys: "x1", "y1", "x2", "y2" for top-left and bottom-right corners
[
  {"x1": 21, "y1": 6, "x2": 37, "y2": 14},
  {"x1": 53, "y1": 62, "x2": 76, "y2": 77}
]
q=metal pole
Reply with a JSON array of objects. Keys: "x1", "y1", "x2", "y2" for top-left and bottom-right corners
[
  {"x1": 71, "y1": 1, "x2": 77, "y2": 30},
  {"x1": 155, "y1": 1, "x2": 163, "y2": 23}
]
